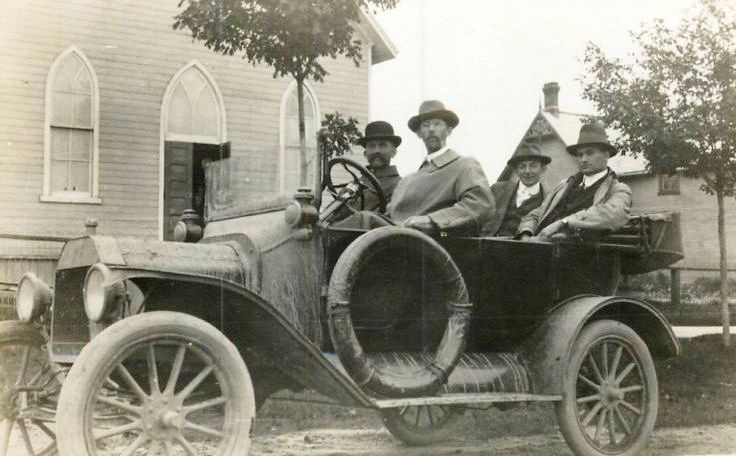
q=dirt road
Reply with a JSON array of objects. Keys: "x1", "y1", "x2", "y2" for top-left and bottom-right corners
[{"x1": 250, "y1": 424, "x2": 736, "y2": 455}]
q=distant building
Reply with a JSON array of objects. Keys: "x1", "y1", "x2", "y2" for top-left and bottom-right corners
[
  {"x1": 0, "y1": 0, "x2": 396, "y2": 286},
  {"x1": 500, "y1": 82, "x2": 736, "y2": 275}
]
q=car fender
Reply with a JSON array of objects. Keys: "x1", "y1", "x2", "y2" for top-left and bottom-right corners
[
  {"x1": 105, "y1": 268, "x2": 372, "y2": 408},
  {"x1": 519, "y1": 294, "x2": 680, "y2": 395}
]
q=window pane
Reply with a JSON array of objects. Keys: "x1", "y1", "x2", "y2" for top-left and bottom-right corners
[
  {"x1": 70, "y1": 130, "x2": 92, "y2": 160},
  {"x1": 60, "y1": 55, "x2": 82, "y2": 83},
  {"x1": 52, "y1": 91, "x2": 73, "y2": 125},
  {"x1": 193, "y1": 87, "x2": 217, "y2": 138},
  {"x1": 50, "y1": 159, "x2": 68, "y2": 192},
  {"x1": 70, "y1": 161, "x2": 90, "y2": 192},
  {"x1": 73, "y1": 94, "x2": 92, "y2": 127},
  {"x1": 73, "y1": 68, "x2": 92, "y2": 94},
  {"x1": 167, "y1": 85, "x2": 192, "y2": 136},
  {"x1": 50, "y1": 128, "x2": 70, "y2": 159},
  {"x1": 303, "y1": 95, "x2": 315, "y2": 119},
  {"x1": 286, "y1": 91, "x2": 299, "y2": 117},
  {"x1": 53, "y1": 69, "x2": 72, "y2": 92},
  {"x1": 179, "y1": 70, "x2": 204, "y2": 101}
]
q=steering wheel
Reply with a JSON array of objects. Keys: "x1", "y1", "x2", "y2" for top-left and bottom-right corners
[{"x1": 320, "y1": 157, "x2": 387, "y2": 223}]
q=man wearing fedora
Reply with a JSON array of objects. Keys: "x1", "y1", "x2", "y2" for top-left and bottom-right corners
[
  {"x1": 389, "y1": 100, "x2": 494, "y2": 235},
  {"x1": 485, "y1": 141, "x2": 550, "y2": 237},
  {"x1": 518, "y1": 122, "x2": 632, "y2": 241},
  {"x1": 352, "y1": 120, "x2": 402, "y2": 213}
]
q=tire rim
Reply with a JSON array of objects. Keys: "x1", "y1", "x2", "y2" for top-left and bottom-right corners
[
  {"x1": 0, "y1": 336, "x2": 58, "y2": 456},
  {"x1": 573, "y1": 335, "x2": 648, "y2": 453},
  {"x1": 83, "y1": 336, "x2": 235, "y2": 455}
]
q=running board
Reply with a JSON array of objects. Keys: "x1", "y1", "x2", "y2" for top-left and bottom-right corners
[{"x1": 373, "y1": 393, "x2": 562, "y2": 409}]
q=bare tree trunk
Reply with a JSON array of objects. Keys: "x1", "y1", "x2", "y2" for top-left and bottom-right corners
[
  {"x1": 296, "y1": 79, "x2": 308, "y2": 188},
  {"x1": 717, "y1": 188, "x2": 731, "y2": 347}
]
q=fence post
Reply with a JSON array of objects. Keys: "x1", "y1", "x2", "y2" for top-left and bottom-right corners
[{"x1": 670, "y1": 268, "x2": 681, "y2": 307}]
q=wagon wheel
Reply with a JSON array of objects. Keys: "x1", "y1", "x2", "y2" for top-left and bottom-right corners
[
  {"x1": 556, "y1": 320, "x2": 658, "y2": 456},
  {"x1": 381, "y1": 404, "x2": 462, "y2": 446},
  {"x1": 0, "y1": 321, "x2": 60, "y2": 456},
  {"x1": 56, "y1": 311, "x2": 255, "y2": 456}
]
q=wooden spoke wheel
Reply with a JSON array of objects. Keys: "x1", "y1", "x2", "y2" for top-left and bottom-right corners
[
  {"x1": 56, "y1": 312, "x2": 255, "y2": 456},
  {"x1": 0, "y1": 321, "x2": 59, "y2": 456},
  {"x1": 381, "y1": 404, "x2": 462, "y2": 446},
  {"x1": 556, "y1": 320, "x2": 658, "y2": 456}
]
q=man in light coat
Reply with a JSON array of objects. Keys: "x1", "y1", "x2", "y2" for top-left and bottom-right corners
[
  {"x1": 518, "y1": 122, "x2": 632, "y2": 241},
  {"x1": 485, "y1": 141, "x2": 550, "y2": 237},
  {"x1": 389, "y1": 100, "x2": 494, "y2": 235}
]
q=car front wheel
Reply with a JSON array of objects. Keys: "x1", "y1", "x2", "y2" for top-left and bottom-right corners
[
  {"x1": 56, "y1": 311, "x2": 255, "y2": 456},
  {"x1": 556, "y1": 319, "x2": 658, "y2": 456}
]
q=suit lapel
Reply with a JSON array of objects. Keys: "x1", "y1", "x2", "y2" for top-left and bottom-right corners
[
  {"x1": 593, "y1": 174, "x2": 613, "y2": 205},
  {"x1": 539, "y1": 179, "x2": 574, "y2": 227}
]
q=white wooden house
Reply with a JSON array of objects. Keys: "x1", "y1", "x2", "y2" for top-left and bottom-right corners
[{"x1": 0, "y1": 0, "x2": 396, "y2": 287}]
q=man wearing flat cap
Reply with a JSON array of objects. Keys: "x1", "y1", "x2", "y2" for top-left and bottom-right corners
[
  {"x1": 389, "y1": 100, "x2": 494, "y2": 235},
  {"x1": 518, "y1": 122, "x2": 632, "y2": 241},
  {"x1": 485, "y1": 141, "x2": 550, "y2": 237},
  {"x1": 352, "y1": 120, "x2": 402, "y2": 212}
]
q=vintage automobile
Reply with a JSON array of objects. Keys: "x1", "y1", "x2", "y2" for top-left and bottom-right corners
[{"x1": 1, "y1": 151, "x2": 683, "y2": 456}]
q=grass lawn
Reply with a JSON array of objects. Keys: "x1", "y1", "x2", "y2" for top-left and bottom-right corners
[{"x1": 256, "y1": 334, "x2": 736, "y2": 438}]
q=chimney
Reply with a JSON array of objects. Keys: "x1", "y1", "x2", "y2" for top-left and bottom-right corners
[{"x1": 542, "y1": 82, "x2": 560, "y2": 115}]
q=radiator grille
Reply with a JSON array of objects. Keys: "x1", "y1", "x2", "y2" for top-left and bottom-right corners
[{"x1": 50, "y1": 267, "x2": 90, "y2": 361}]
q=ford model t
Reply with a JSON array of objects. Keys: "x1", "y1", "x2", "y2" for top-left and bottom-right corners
[{"x1": 2, "y1": 150, "x2": 682, "y2": 455}]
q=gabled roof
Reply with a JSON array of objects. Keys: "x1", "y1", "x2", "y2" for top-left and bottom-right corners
[
  {"x1": 358, "y1": 9, "x2": 398, "y2": 65},
  {"x1": 500, "y1": 107, "x2": 648, "y2": 180}
]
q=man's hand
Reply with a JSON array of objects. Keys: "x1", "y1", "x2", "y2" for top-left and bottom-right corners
[
  {"x1": 403, "y1": 215, "x2": 436, "y2": 233},
  {"x1": 537, "y1": 219, "x2": 567, "y2": 240}
]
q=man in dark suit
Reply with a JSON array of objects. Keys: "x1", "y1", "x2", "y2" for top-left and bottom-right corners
[
  {"x1": 485, "y1": 141, "x2": 550, "y2": 237},
  {"x1": 351, "y1": 120, "x2": 402, "y2": 213},
  {"x1": 389, "y1": 100, "x2": 494, "y2": 235},
  {"x1": 518, "y1": 122, "x2": 632, "y2": 241}
]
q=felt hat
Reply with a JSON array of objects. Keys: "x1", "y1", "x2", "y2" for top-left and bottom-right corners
[
  {"x1": 507, "y1": 141, "x2": 551, "y2": 167},
  {"x1": 566, "y1": 122, "x2": 617, "y2": 156},
  {"x1": 407, "y1": 100, "x2": 459, "y2": 132},
  {"x1": 357, "y1": 120, "x2": 402, "y2": 147}
]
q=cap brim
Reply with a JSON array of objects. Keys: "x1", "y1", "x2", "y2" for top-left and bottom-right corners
[
  {"x1": 507, "y1": 155, "x2": 551, "y2": 167},
  {"x1": 408, "y1": 110, "x2": 460, "y2": 132},
  {"x1": 357, "y1": 135, "x2": 402, "y2": 147},
  {"x1": 566, "y1": 142, "x2": 617, "y2": 157}
]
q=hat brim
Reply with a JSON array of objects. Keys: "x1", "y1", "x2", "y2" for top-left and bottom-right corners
[
  {"x1": 408, "y1": 110, "x2": 460, "y2": 132},
  {"x1": 357, "y1": 135, "x2": 402, "y2": 147},
  {"x1": 566, "y1": 142, "x2": 617, "y2": 157},
  {"x1": 507, "y1": 155, "x2": 551, "y2": 167}
]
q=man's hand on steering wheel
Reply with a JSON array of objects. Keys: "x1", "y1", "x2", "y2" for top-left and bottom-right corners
[{"x1": 320, "y1": 157, "x2": 387, "y2": 224}]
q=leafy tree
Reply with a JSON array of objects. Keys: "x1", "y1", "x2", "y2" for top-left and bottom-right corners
[
  {"x1": 582, "y1": 0, "x2": 736, "y2": 345},
  {"x1": 318, "y1": 112, "x2": 363, "y2": 161},
  {"x1": 174, "y1": 0, "x2": 398, "y2": 187}
]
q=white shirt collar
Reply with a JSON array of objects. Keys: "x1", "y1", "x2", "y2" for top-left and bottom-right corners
[
  {"x1": 426, "y1": 145, "x2": 451, "y2": 163},
  {"x1": 582, "y1": 169, "x2": 608, "y2": 188},
  {"x1": 516, "y1": 181, "x2": 541, "y2": 206},
  {"x1": 518, "y1": 181, "x2": 540, "y2": 196}
]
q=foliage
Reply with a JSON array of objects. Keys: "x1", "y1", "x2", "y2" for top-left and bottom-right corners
[
  {"x1": 581, "y1": 0, "x2": 736, "y2": 344},
  {"x1": 581, "y1": 0, "x2": 736, "y2": 195},
  {"x1": 318, "y1": 112, "x2": 362, "y2": 160},
  {"x1": 174, "y1": 0, "x2": 398, "y2": 83}
]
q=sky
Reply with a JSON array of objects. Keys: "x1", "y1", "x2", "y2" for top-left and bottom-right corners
[{"x1": 370, "y1": 0, "x2": 699, "y2": 180}]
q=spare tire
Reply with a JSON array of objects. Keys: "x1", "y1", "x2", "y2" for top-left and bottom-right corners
[{"x1": 327, "y1": 226, "x2": 472, "y2": 397}]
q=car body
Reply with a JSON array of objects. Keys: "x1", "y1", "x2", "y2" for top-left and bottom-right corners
[{"x1": 5, "y1": 154, "x2": 683, "y2": 456}]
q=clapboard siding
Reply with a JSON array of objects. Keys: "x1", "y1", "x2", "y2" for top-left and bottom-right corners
[
  {"x1": 621, "y1": 173, "x2": 736, "y2": 270},
  {"x1": 1, "y1": 0, "x2": 372, "y2": 256}
]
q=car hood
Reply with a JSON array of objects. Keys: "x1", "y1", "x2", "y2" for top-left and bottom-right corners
[{"x1": 57, "y1": 235, "x2": 248, "y2": 285}]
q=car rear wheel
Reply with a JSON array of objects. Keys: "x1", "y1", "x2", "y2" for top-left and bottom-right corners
[
  {"x1": 0, "y1": 320, "x2": 60, "y2": 456},
  {"x1": 381, "y1": 404, "x2": 462, "y2": 446},
  {"x1": 556, "y1": 319, "x2": 657, "y2": 456},
  {"x1": 56, "y1": 311, "x2": 255, "y2": 456}
]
